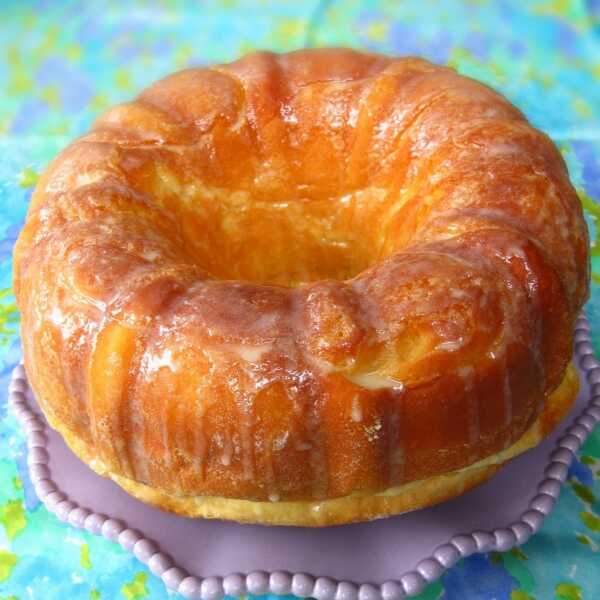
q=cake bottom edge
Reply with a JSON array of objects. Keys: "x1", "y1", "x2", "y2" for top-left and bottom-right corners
[{"x1": 46, "y1": 364, "x2": 579, "y2": 527}]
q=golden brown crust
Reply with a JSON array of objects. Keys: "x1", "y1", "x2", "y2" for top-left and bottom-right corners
[
  {"x1": 14, "y1": 49, "x2": 589, "y2": 518},
  {"x1": 52, "y1": 363, "x2": 578, "y2": 526}
]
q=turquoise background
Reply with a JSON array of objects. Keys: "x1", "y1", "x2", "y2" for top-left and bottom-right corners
[{"x1": 1, "y1": 1, "x2": 600, "y2": 599}]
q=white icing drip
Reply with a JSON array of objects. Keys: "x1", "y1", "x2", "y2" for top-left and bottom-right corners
[
  {"x1": 435, "y1": 337, "x2": 465, "y2": 352},
  {"x1": 146, "y1": 348, "x2": 176, "y2": 373},
  {"x1": 141, "y1": 249, "x2": 161, "y2": 262},
  {"x1": 272, "y1": 430, "x2": 290, "y2": 451},
  {"x1": 134, "y1": 445, "x2": 151, "y2": 486},
  {"x1": 220, "y1": 435, "x2": 233, "y2": 467},
  {"x1": 303, "y1": 352, "x2": 337, "y2": 374},
  {"x1": 346, "y1": 372, "x2": 405, "y2": 391},
  {"x1": 348, "y1": 106, "x2": 360, "y2": 128},
  {"x1": 325, "y1": 103, "x2": 346, "y2": 130},
  {"x1": 374, "y1": 119, "x2": 393, "y2": 142},
  {"x1": 281, "y1": 104, "x2": 298, "y2": 126},
  {"x1": 224, "y1": 343, "x2": 272, "y2": 363},
  {"x1": 49, "y1": 306, "x2": 64, "y2": 327},
  {"x1": 483, "y1": 106, "x2": 501, "y2": 118},
  {"x1": 351, "y1": 396, "x2": 363, "y2": 422},
  {"x1": 484, "y1": 141, "x2": 523, "y2": 157},
  {"x1": 191, "y1": 357, "x2": 220, "y2": 481},
  {"x1": 237, "y1": 393, "x2": 255, "y2": 481},
  {"x1": 505, "y1": 244, "x2": 526, "y2": 260},
  {"x1": 364, "y1": 417, "x2": 383, "y2": 442},
  {"x1": 230, "y1": 107, "x2": 248, "y2": 132},
  {"x1": 74, "y1": 171, "x2": 106, "y2": 189}
]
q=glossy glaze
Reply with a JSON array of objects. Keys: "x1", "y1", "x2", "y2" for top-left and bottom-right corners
[{"x1": 13, "y1": 49, "x2": 589, "y2": 506}]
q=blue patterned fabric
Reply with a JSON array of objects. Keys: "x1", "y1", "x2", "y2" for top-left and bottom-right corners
[{"x1": 1, "y1": 2, "x2": 600, "y2": 599}]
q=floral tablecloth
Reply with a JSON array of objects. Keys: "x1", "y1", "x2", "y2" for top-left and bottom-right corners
[{"x1": 1, "y1": 1, "x2": 600, "y2": 599}]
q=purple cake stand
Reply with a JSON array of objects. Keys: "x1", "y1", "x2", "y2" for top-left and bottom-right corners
[{"x1": 9, "y1": 313, "x2": 600, "y2": 600}]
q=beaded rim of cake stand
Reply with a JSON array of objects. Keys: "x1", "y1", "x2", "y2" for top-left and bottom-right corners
[{"x1": 9, "y1": 312, "x2": 600, "y2": 600}]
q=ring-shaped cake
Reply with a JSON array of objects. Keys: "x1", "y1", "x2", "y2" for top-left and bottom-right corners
[{"x1": 14, "y1": 49, "x2": 589, "y2": 525}]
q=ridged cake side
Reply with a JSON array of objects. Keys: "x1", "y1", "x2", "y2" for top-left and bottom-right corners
[{"x1": 13, "y1": 49, "x2": 589, "y2": 507}]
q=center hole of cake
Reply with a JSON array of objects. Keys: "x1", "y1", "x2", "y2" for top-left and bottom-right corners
[{"x1": 179, "y1": 189, "x2": 386, "y2": 287}]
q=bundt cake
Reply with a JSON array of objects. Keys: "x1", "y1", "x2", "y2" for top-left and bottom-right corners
[{"x1": 13, "y1": 48, "x2": 589, "y2": 526}]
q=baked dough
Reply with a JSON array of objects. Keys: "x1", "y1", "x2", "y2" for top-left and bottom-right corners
[{"x1": 14, "y1": 49, "x2": 589, "y2": 525}]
